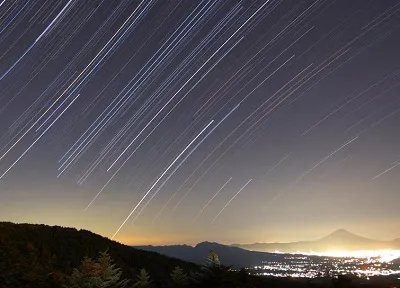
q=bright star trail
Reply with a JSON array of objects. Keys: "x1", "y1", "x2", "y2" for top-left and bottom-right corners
[{"x1": 0, "y1": 0, "x2": 399, "y2": 245}]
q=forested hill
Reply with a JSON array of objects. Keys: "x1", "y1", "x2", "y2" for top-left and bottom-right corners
[{"x1": 0, "y1": 222, "x2": 197, "y2": 288}]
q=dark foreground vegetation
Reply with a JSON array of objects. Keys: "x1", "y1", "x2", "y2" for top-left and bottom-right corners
[{"x1": 0, "y1": 222, "x2": 398, "y2": 288}]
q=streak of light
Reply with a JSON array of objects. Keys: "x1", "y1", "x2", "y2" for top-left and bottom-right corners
[
  {"x1": 0, "y1": 94, "x2": 80, "y2": 180},
  {"x1": 85, "y1": 119, "x2": 214, "y2": 211},
  {"x1": 110, "y1": 120, "x2": 214, "y2": 239},
  {"x1": 343, "y1": 81, "x2": 400, "y2": 123},
  {"x1": 302, "y1": 68, "x2": 400, "y2": 136},
  {"x1": 36, "y1": 92, "x2": 76, "y2": 132},
  {"x1": 355, "y1": 107, "x2": 400, "y2": 137},
  {"x1": 372, "y1": 161, "x2": 400, "y2": 180},
  {"x1": 0, "y1": 0, "x2": 149, "y2": 165},
  {"x1": 107, "y1": 0, "x2": 266, "y2": 171},
  {"x1": 101, "y1": 38, "x2": 241, "y2": 185},
  {"x1": 0, "y1": 0, "x2": 74, "y2": 81},
  {"x1": 193, "y1": 177, "x2": 233, "y2": 222},
  {"x1": 161, "y1": 63, "x2": 311, "y2": 215},
  {"x1": 35, "y1": 0, "x2": 75, "y2": 42},
  {"x1": 268, "y1": 136, "x2": 359, "y2": 204},
  {"x1": 289, "y1": 136, "x2": 358, "y2": 188},
  {"x1": 0, "y1": 0, "x2": 32, "y2": 35},
  {"x1": 211, "y1": 179, "x2": 252, "y2": 223},
  {"x1": 107, "y1": 37, "x2": 238, "y2": 171},
  {"x1": 263, "y1": 152, "x2": 294, "y2": 177},
  {"x1": 134, "y1": 104, "x2": 240, "y2": 220},
  {"x1": 166, "y1": 104, "x2": 241, "y2": 211},
  {"x1": 361, "y1": 2, "x2": 400, "y2": 31},
  {"x1": 131, "y1": 112, "x2": 236, "y2": 221}
]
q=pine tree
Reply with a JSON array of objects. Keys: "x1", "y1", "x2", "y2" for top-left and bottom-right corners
[
  {"x1": 65, "y1": 251, "x2": 129, "y2": 288},
  {"x1": 191, "y1": 250, "x2": 233, "y2": 287},
  {"x1": 206, "y1": 250, "x2": 220, "y2": 267},
  {"x1": 170, "y1": 266, "x2": 188, "y2": 287},
  {"x1": 132, "y1": 268, "x2": 151, "y2": 288}
]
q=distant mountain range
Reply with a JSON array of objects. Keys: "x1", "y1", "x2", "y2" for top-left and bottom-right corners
[
  {"x1": 136, "y1": 229, "x2": 400, "y2": 268},
  {"x1": 136, "y1": 241, "x2": 290, "y2": 268},
  {"x1": 232, "y1": 229, "x2": 400, "y2": 253}
]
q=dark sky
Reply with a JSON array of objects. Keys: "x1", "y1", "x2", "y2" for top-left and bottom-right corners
[{"x1": 0, "y1": 0, "x2": 399, "y2": 245}]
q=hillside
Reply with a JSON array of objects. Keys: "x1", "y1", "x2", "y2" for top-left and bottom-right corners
[
  {"x1": 232, "y1": 229, "x2": 400, "y2": 253},
  {"x1": 0, "y1": 222, "x2": 197, "y2": 288}
]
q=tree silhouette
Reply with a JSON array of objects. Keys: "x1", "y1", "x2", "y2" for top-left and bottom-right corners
[
  {"x1": 205, "y1": 250, "x2": 220, "y2": 267},
  {"x1": 65, "y1": 251, "x2": 129, "y2": 288},
  {"x1": 170, "y1": 266, "x2": 188, "y2": 287},
  {"x1": 132, "y1": 268, "x2": 151, "y2": 288},
  {"x1": 190, "y1": 250, "x2": 234, "y2": 287}
]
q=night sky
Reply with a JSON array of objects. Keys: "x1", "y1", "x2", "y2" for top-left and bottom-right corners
[{"x1": 0, "y1": 0, "x2": 399, "y2": 245}]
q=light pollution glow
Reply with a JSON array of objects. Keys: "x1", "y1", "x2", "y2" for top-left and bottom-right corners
[{"x1": 278, "y1": 250, "x2": 400, "y2": 263}]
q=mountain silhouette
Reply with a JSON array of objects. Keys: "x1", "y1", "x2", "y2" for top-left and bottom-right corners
[
  {"x1": 232, "y1": 229, "x2": 400, "y2": 252},
  {"x1": 322, "y1": 229, "x2": 362, "y2": 240},
  {"x1": 136, "y1": 230, "x2": 400, "y2": 270},
  {"x1": 136, "y1": 241, "x2": 288, "y2": 268}
]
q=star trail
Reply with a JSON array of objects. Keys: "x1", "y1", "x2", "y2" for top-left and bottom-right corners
[{"x1": 0, "y1": 0, "x2": 399, "y2": 245}]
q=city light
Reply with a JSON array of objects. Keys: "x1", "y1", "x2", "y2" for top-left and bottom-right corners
[{"x1": 248, "y1": 252, "x2": 400, "y2": 278}]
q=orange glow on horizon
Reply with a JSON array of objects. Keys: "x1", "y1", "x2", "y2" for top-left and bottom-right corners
[{"x1": 114, "y1": 235, "x2": 186, "y2": 246}]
